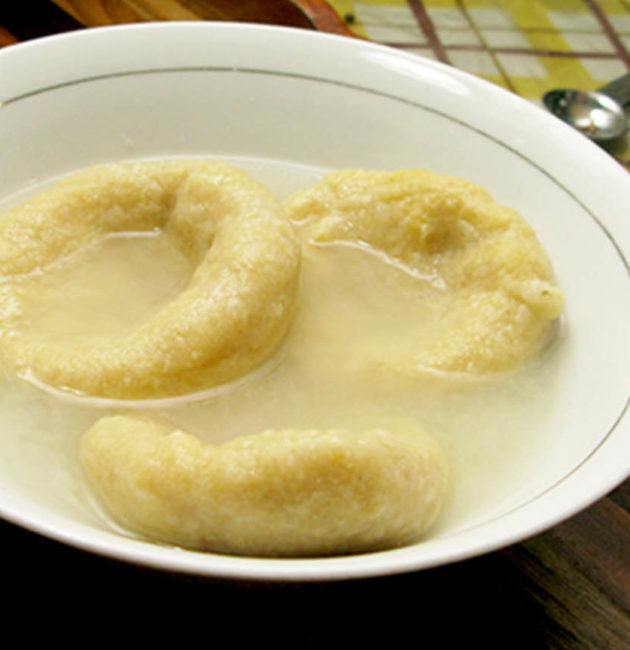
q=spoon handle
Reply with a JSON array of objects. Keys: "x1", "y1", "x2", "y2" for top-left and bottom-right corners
[{"x1": 598, "y1": 72, "x2": 630, "y2": 107}]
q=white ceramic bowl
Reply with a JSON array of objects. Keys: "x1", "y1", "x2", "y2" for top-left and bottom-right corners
[{"x1": 1, "y1": 22, "x2": 629, "y2": 582}]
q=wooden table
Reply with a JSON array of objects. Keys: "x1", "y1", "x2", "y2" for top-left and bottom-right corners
[{"x1": 1, "y1": 2, "x2": 629, "y2": 646}]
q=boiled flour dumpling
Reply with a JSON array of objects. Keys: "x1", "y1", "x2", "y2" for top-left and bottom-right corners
[
  {"x1": 0, "y1": 160, "x2": 301, "y2": 399},
  {"x1": 284, "y1": 169, "x2": 564, "y2": 376},
  {"x1": 80, "y1": 415, "x2": 449, "y2": 557}
]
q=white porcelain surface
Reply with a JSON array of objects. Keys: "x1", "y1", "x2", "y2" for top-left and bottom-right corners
[{"x1": 0, "y1": 22, "x2": 629, "y2": 581}]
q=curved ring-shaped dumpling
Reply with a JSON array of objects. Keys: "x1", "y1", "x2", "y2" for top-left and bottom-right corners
[
  {"x1": 284, "y1": 169, "x2": 564, "y2": 375},
  {"x1": 79, "y1": 415, "x2": 449, "y2": 557},
  {"x1": 0, "y1": 160, "x2": 301, "y2": 399}
]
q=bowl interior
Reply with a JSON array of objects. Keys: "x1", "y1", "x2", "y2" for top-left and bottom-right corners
[{"x1": 0, "y1": 23, "x2": 629, "y2": 581}]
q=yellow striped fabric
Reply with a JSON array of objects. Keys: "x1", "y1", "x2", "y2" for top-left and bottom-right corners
[{"x1": 328, "y1": 0, "x2": 630, "y2": 165}]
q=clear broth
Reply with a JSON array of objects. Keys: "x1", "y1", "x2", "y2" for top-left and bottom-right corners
[{"x1": 0, "y1": 157, "x2": 565, "y2": 540}]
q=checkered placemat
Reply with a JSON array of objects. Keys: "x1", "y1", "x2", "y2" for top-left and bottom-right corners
[{"x1": 329, "y1": 0, "x2": 630, "y2": 166}]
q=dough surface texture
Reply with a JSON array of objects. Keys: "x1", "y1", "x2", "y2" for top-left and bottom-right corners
[
  {"x1": 79, "y1": 415, "x2": 449, "y2": 557},
  {"x1": 284, "y1": 169, "x2": 564, "y2": 375},
  {"x1": 0, "y1": 160, "x2": 301, "y2": 399}
]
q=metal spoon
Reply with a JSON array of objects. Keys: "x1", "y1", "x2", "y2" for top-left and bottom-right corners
[{"x1": 542, "y1": 72, "x2": 630, "y2": 142}]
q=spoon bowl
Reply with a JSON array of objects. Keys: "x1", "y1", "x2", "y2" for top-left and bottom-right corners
[
  {"x1": 543, "y1": 72, "x2": 630, "y2": 142},
  {"x1": 543, "y1": 89, "x2": 627, "y2": 142}
]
